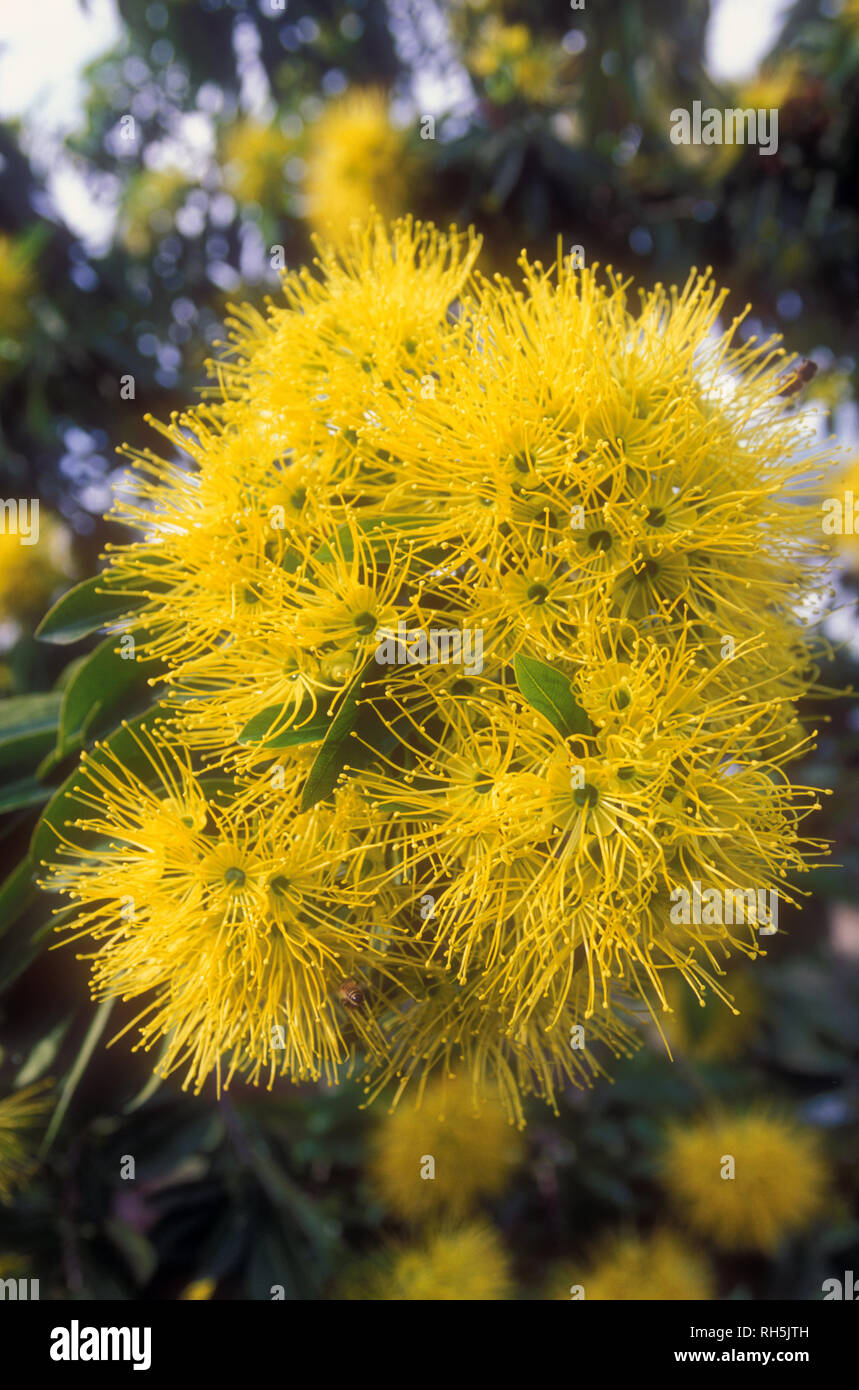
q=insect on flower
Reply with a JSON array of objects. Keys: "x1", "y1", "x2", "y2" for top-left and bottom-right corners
[
  {"x1": 338, "y1": 978, "x2": 366, "y2": 1009},
  {"x1": 777, "y1": 356, "x2": 818, "y2": 397}
]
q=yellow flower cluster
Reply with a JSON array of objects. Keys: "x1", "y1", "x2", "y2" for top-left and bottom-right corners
[{"x1": 40, "y1": 218, "x2": 831, "y2": 1122}]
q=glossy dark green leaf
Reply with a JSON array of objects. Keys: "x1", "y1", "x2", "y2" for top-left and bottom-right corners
[{"x1": 35, "y1": 575, "x2": 146, "y2": 645}]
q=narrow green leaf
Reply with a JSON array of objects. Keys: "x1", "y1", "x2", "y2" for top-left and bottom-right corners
[
  {"x1": 36, "y1": 575, "x2": 146, "y2": 645},
  {"x1": 299, "y1": 661, "x2": 376, "y2": 812},
  {"x1": 513, "y1": 653, "x2": 592, "y2": 739}
]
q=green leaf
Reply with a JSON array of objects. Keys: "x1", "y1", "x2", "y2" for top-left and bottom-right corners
[
  {"x1": 513, "y1": 653, "x2": 592, "y2": 739},
  {"x1": 58, "y1": 632, "x2": 163, "y2": 752},
  {"x1": 0, "y1": 856, "x2": 37, "y2": 936},
  {"x1": 35, "y1": 575, "x2": 146, "y2": 645},
  {"x1": 238, "y1": 704, "x2": 329, "y2": 748},
  {"x1": 299, "y1": 661, "x2": 376, "y2": 813}
]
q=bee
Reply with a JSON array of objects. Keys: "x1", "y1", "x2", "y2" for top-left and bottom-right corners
[
  {"x1": 777, "y1": 357, "x2": 818, "y2": 398},
  {"x1": 338, "y1": 978, "x2": 365, "y2": 1009}
]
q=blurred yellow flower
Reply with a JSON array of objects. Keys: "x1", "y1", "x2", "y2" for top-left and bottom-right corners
[
  {"x1": 0, "y1": 510, "x2": 76, "y2": 624},
  {"x1": 662, "y1": 1111, "x2": 828, "y2": 1253},
  {"x1": 352, "y1": 1222, "x2": 512, "y2": 1300},
  {"x1": 304, "y1": 89, "x2": 415, "y2": 242},
  {"x1": 369, "y1": 1074, "x2": 524, "y2": 1221},
  {"x1": 551, "y1": 1229, "x2": 714, "y2": 1301},
  {"x1": 222, "y1": 119, "x2": 296, "y2": 207},
  {"x1": 739, "y1": 57, "x2": 804, "y2": 115},
  {"x1": 0, "y1": 1081, "x2": 53, "y2": 1204}
]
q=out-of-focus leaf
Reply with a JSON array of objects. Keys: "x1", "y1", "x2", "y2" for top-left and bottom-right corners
[
  {"x1": 0, "y1": 776, "x2": 51, "y2": 814},
  {"x1": 0, "y1": 693, "x2": 61, "y2": 772},
  {"x1": 40, "y1": 997, "x2": 115, "y2": 1155},
  {"x1": 16, "y1": 1015, "x2": 74, "y2": 1087},
  {"x1": 103, "y1": 1219, "x2": 157, "y2": 1285},
  {"x1": 0, "y1": 856, "x2": 37, "y2": 935}
]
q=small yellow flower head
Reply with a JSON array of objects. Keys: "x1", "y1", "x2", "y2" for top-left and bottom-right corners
[
  {"x1": 304, "y1": 90, "x2": 415, "y2": 243},
  {"x1": 0, "y1": 511, "x2": 76, "y2": 623},
  {"x1": 551, "y1": 1229, "x2": 714, "y2": 1301},
  {"x1": 661, "y1": 1111, "x2": 829, "y2": 1253},
  {"x1": 222, "y1": 119, "x2": 297, "y2": 207},
  {"x1": 369, "y1": 1074, "x2": 524, "y2": 1221},
  {"x1": 352, "y1": 1222, "x2": 512, "y2": 1300},
  {"x1": 0, "y1": 1082, "x2": 53, "y2": 1203}
]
